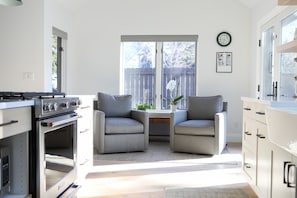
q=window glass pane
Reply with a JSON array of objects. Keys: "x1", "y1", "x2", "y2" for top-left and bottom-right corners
[
  {"x1": 52, "y1": 35, "x2": 58, "y2": 92},
  {"x1": 261, "y1": 27, "x2": 274, "y2": 98},
  {"x1": 122, "y1": 42, "x2": 156, "y2": 108},
  {"x1": 279, "y1": 11, "x2": 297, "y2": 98},
  {"x1": 162, "y1": 42, "x2": 196, "y2": 109}
]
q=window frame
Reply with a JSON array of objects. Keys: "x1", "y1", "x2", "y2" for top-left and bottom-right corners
[
  {"x1": 52, "y1": 27, "x2": 67, "y2": 93},
  {"x1": 120, "y1": 35, "x2": 198, "y2": 109}
]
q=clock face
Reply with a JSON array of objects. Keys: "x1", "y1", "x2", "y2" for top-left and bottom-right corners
[{"x1": 217, "y1": 32, "x2": 232, "y2": 47}]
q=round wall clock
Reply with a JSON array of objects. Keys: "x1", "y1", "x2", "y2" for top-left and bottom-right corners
[{"x1": 217, "y1": 32, "x2": 232, "y2": 47}]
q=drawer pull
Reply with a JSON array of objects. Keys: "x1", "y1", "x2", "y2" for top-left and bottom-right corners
[
  {"x1": 244, "y1": 163, "x2": 251, "y2": 169},
  {"x1": 80, "y1": 106, "x2": 91, "y2": 110},
  {"x1": 244, "y1": 131, "x2": 252, "y2": 136},
  {"x1": 256, "y1": 134, "x2": 266, "y2": 139},
  {"x1": 256, "y1": 111, "x2": 265, "y2": 115},
  {"x1": 0, "y1": 120, "x2": 18, "y2": 127},
  {"x1": 80, "y1": 159, "x2": 90, "y2": 165},
  {"x1": 80, "y1": 129, "x2": 89, "y2": 134},
  {"x1": 243, "y1": 107, "x2": 251, "y2": 111}
]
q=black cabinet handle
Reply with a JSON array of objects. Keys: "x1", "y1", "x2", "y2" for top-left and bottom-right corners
[
  {"x1": 283, "y1": 161, "x2": 296, "y2": 188},
  {"x1": 244, "y1": 131, "x2": 252, "y2": 136},
  {"x1": 244, "y1": 163, "x2": 251, "y2": 169},
  {"x1": 287, "y1": 164, "x2": 296, "y2": 188},
  {"x1": 256, "y1": 134, "x2": 266, "y2": 139},
  {"x1": 243, "y1": 107, "x2": 251, "y2": 111},
  {"x1": 256, "y1": 111, "x2": 265, "y2": 115},
  {"x1": 0, "y1": 120, "x2": 18, "y2": 127}
]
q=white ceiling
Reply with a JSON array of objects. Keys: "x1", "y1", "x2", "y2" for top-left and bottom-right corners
[{"x1": 54, "y1": 0, "x2": 262, "y2": 12}]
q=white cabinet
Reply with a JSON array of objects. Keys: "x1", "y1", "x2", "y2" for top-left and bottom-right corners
[
  {"x1": 242, "y1": 97, "x2": 297, "y2": 198},
  {"x1": 271, "y1": 144, "x2": 295, "y2": 198},
  {"x1": 256, "y1": 121, "x2": 271, "y2": 198},
  {"x1": 75, "y1": 96, "x2": 94, "y2": 183},
  {"x1": 242, "y1": 98, "x2": 271, "y2": 198}
]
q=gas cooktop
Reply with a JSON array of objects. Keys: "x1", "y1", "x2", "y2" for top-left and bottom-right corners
[{"x1": 0, "y1": 92, "x2": 65, "y2": 100}]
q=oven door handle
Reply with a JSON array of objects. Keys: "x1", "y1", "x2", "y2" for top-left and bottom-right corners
[{"x1": 41, "y1": 114, "x2": 79, "y2": 128}]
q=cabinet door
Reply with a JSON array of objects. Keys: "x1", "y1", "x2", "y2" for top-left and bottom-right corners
[
  {"x1": 256, "y1": 122, "x2": 271, "y2": 198},
  {"x1": 76, "y1": 97, "x2": 94, "y2": 182},
  {"x1": 242, "y1": 117, "x2": 257, "y2": 185},
  {"x1": 271, "y1": 144, "x2": 295, "y2": 198}
]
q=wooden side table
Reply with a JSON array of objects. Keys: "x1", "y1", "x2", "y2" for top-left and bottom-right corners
[{"x1": 146, "y1": 110, "x2": 172, "y2": 141}]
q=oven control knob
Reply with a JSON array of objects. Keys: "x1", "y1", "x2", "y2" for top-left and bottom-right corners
[
  {"x1": 43, "y1": 104, "x2": 50, "y2": 112},
  {"x1": 53, "y1": 103, "x2": 58, "y2": 111},
  {"x1": 49, "y1": 103, "x2": 56, "y2": 111},
  {"x1": 70, "y1": 100, "x2": 80, "y2": 107},
  {"x1": 61, "y1": 102, "x2": 69, "y2": 109}
]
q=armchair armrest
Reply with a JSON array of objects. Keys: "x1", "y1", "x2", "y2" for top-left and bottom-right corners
[
  {"x1": 170, "y1": 110, "x2": 187, "y2": 149},
  {"x1": 131, "y1": 110, "x2": 148, "y2": 126},
  {"x1": 94, "y1": 110, "x2": 105, "y2": 152},
  {"x1": 131, "y1": 110, "x2": 149, "y2": 148},
  {"x1": 214, "y1": 111, "x2": 227, "y2": 153},
  {"x1": 171, "y1": 110, "x2": 187, "y2": 125}
]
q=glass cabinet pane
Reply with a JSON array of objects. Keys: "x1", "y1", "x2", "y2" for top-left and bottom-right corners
[
  {"x1": 261, "y1": 27, "x2": 275, "y2": 98},
  {"x1": 279, "y1": 11, "x2": 297, "y2": 98}
]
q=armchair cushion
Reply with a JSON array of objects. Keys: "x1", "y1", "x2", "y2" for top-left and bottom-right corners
[
  {"x1": 97, "y1": 92, "x2": 132, "y2": 117},
  {"x1": 188, "y1": 95, "x2": 223, "y2": 120},
  {"x1": 175, "y1": 120, "x2": 215, "y2": 136},
  {"x1": 105, "y1": 117, "x2": 144, "y2": 134}
]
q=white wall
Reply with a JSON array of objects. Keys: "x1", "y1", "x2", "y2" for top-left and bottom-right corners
[
  {"x1": 0, "y1": 0, "x2": 44, "y2": 91},
  {"x1": 67, "y1": 0, "x2": 251, "y2": 142},
  {"x1": 0, "y1": 0, "x2": 284, "y2": 142},
  {"x1": 44, "y1": 0, "x2": 74, "y2": 92}
]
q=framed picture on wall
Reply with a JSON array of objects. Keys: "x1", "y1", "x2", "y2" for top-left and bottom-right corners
[{"x1": 216, "y1": 52, "x2": 232, "y2": 73}]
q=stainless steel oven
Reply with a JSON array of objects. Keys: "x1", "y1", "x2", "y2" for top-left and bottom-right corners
[
  {"x1": 0, "y1": 92, "x2": 81, "y2": 198},
  {"x1": 36, "y1": 112, "x2": 79, "y2": 198}
]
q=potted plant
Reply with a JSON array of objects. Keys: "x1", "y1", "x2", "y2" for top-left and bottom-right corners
[{"x1": 166, "y1": 80, "x2": 183, "y2": 111}]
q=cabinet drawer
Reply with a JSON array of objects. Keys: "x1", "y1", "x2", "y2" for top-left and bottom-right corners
[
  {"x1": 243, "y1": 101, "x2": 255, "y2": 119},
  {"x1": 243, "y1": 118, "x2": 257, "y2": 150},
  {"x1": 255, "y1": 103, "x2": 268, "y2": 123},
  {"x1": 243, "y1": 149, "x2": 256, "y2": 184},
  {"x1": 0, "y1": 107, "x2": 31, "y2": 139}
]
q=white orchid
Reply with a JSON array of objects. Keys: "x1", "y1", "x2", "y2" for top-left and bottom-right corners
[
  {"x1": 166, "y1": 80, "x2": 176, "y2": 92},
  {"x1": 166, "y1": 80, "x2": 183, "y2": 105}
]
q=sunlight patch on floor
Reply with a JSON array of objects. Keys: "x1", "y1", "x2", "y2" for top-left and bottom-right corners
[
  {"x1": 90, "y1": 153, "x2": 242, "y2": 173},
  {"x1": 78, "y1": 156, "x2": 246, "y2": 197}
]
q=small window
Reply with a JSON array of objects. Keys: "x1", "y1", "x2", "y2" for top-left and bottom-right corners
[{"x1": 52, "y1": 27, "x2": 67, "y2": 93}]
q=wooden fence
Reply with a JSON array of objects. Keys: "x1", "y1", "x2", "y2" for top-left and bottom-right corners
[{"x1": 124, "y1": 67, "x2": 195, "y2": 109}]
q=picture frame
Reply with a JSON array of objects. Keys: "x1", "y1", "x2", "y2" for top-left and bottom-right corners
[{"x1": 216, "y1": 52, "x2": 232, "y2": 73}]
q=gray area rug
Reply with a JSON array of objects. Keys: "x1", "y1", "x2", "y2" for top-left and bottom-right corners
[{"x1": 165, "y1": 187, "x2": 248, "y2": 198}]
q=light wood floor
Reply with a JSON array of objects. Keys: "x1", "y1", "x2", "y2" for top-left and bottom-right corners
[{"x1": 77, "y1": 142, "x2": 258, "y2": 198}]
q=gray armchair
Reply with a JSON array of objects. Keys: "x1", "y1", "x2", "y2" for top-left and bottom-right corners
[
  {"x1": 170, "y1": 95, "x2": 227, "y2": 155},
  {"x1": 93, "y1": 92, "x2": 149, "y2": 154}
]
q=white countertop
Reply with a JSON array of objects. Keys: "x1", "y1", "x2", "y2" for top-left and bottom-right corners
[{"x1": 0, "y1": 100, "x2": 34, "y2": 110}]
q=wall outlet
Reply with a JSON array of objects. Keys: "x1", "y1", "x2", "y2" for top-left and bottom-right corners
[{"x1": 23, "y1": 72, "x2": 35, "y2": 80}]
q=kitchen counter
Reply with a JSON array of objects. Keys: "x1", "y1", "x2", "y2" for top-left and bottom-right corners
[
  {"x1": 241, "y1": 96, "x2": 297, "y2": 106},
  {"x1": 0, "y1": 100, "x2": 34, "y2": 110}
]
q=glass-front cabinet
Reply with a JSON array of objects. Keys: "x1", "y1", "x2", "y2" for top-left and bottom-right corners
[{"x1": 259, "y1": 7, "x2": 297, "y2": 100}]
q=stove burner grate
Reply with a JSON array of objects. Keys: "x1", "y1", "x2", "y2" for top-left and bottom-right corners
[{"x1": 0, "y1": 92, "x2": 65, "y2": 100}]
